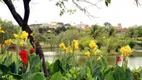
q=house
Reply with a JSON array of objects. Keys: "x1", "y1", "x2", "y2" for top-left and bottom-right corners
[
  {"x1": 41, "y1": 23, "x2": 50, "y2": 28},
  {"x1": 114, "y1": 23, "x2": 122, "y2": 30},
  {"x1": 29, "y1": 23, "x2": 42, "y2": 31},
  {"x1": 75, "y1": 23, "x2": 90, "y2": 30},
  {"x1": 64, "y1": 23, "x2": 71, "y2": 29},
  {"x1": 118, "y1": 28, "x2": 127, "y2": 32},
  {"x1": 57, "y1": 22, "x2": 64, "y2": 27}
]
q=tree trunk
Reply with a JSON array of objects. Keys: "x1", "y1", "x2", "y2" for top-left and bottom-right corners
[{"x1": 23, "y1": 24, "x2": 49, "y2": 77}]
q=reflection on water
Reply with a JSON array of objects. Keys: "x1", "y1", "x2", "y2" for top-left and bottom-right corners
[
  {"x1": 44, "y1": 52, "x2": 142, "y2": 69},
  {"x1": 128, "y1": 57, "x2": 142, "y2": 69}
]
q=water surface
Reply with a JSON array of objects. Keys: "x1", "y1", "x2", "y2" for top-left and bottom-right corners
[{"x1": 44, "y1": 52, "x2": 142, "y2": 69}]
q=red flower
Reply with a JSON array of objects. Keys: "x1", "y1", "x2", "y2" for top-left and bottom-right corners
[
  {"x1": 116, "y1": 56, "x2": 122, "y2": 66},
  {"x1": 116, "y1": 56, "x2": 122, "y2": 62},
  {"x1": 19, "y1": 50, "x2": 28, "y2": 65},
  {"x1": 30, "y1": 48, "x2": 35, "y2": 54}
]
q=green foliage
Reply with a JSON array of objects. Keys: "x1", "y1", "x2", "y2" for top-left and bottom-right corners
[
  {"x1": 27, "y1": 72, "x2": 46, "y2": 80},
  {"x1": 90, "y1": 25, "x2": 104, "y2": 39},
  {"x1": 47, "y1": 51, "x2": 135, "y2": 80},
  {"x1": 50, "y1": 71, "x2": 63, "y2": 80},
  {"x1": 55, "y1": 29, "x2": 86, "y2": 46},
  {"x1": 105, "y1": 0, "x2": 111, "y2": 6},
  {"x1": 79, "y1": 36, "x2": 94, "y2": 50},
  {"x1": 28, "y1": 54, "x2": 41, "y2": 73},
  {"x1": 0, "y1": 19, "x2": 18, "y2": 43}
]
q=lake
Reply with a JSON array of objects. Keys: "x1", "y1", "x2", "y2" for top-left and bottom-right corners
[{"x1": 44, "y1": 52, "x2": 142, "y2": 69}]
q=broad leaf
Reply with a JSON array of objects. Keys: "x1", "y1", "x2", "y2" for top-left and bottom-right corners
[
  {"x1": 126, "y1": 68, "x2": 133, "y2": 80},
  {"x1": 4, "y1": 54, "x2": 13, "y2": 66},
  {"x1": 92, "y1": 66, "x2": 103, "y2": 80},
  {"x1": 27, "y1": 72, "x2": 45, "y2": 80},
  {"x1": 113, "y1": 66, "x2": 125, "y2": 80},
  {"x1": 50, "y1": 71, "x2": 63, "y2": 80},
  {"x1": 104, "y1": 71, "x2": 114, "y2": 80},
  {"x1": 9, "y1": 73, "x2": 23, "y2": 79},
  {"x1": 0, "y1": 64, "x2": 10, "y2": 75},
  {"x1": 29, "y1": 55, "x2": 41, "y2": 73}
]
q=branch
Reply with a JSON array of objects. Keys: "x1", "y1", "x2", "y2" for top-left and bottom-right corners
[
  {"x1": 3, "y1": 0, "x2": 23, "y2": 26},
  {"x1": 72, "y1": 0, "x2": 99, "y2": 18},
  {"x1": 23, "y1": 0, "x2": 31, "y2": 25},
  {"x1": 135, "y1": 0, "x2": 141, "y2": 6},
  {"x1": 78, "y1": 0, "x2": 100, "y2": 9}
]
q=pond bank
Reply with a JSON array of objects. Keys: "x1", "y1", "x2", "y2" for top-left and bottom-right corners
[{"x1": 44, "y1": 51, "x2": 142, "y2": 69}]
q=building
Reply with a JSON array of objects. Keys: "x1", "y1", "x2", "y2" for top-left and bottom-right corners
[{"x1": 75, "y1": 23, "x2": 90, "y2": 30}]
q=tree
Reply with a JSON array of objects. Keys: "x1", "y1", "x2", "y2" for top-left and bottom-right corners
[
  {"x1": 90, "y1": 25, "x2": 104, "y2": 39},
  {"x1": 2, "y1": 0, "x2": 49, "y2": 77},
  {"x1": 125, "y1": 28, "x2": 136, "y2": 38},
  {"x1": 104, "y1": 22, "x2": 112, "y2": 28}
]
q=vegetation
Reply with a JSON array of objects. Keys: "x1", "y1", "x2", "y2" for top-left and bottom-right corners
[
  {"x1": 1, "y1": 28, "x2": 141, "y2": 80},
  {"x1": 32, "y1": 24, "x2": 142, "y2": 56},
  {"x1": 0, "y1": 18, "x2": 18, "y2": 44},
  {"x1": 0, "y1": 0, "x2": 141, "y2": 79}
]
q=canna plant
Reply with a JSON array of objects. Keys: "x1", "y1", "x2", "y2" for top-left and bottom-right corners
[
  {"x1": 48, "y1": 40, "x2": 135, "y2": 80},
  {"x1": 0, "y1": 26, "x2": 140, "y2": 80},
  {"x1": 0, "y1": 28, "x2": 46, "y2": 80}
]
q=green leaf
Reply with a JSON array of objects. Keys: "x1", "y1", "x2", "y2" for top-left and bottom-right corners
[
  {"x1": 27, "y1": 72, "x2": 45, "y2": 80},
  {"x1": 66, "y1": 73, "x2": 72, "y2": 78},
  {"x1": 113, "y1": 66, "x2": 125, "y2": 80},
  {"x1": 8, "y1": 73, "x2": 23, "y2": 79},
  {"x1": 105, "y1": 0, "x2": 111, "y2": 6},
  {"x1": 50, "y1": 71, "x2": 63, "y2": 80},
  {"x1": 100, "y1": 56, "x2": 107, "y2": 68},
  {"x1": 92, "y1": 66, "x2": 103, "y2": 80},
  {"x1": 21, "y1": 71, "x2": 31, "y2": 80},
  {"x1": 104, "y1": 71, "x2": 114, "y2": 80},
  {"x1": 107, "y1": 0, "x2": 111, "y2": 3},
  {"x1": 46, "y1": 61, "x2": 50, "y2": 69},
  {"x1": 80, "y1": 67, "x2": 86, "y2": 77},
  {"x1": 126, "y1": 68, "x2": 133, "y2": 80},
  {"x1": 105, "y1": 1, "x2": 108, "y2": 6},
  {"x1": 0, "y1": 64, "x2": 10, "y2": 75},
  {"x1": 60, "y1": 9, "x2": 65, "y2": 16},
  {"x1": 49, "y1": 60, "x2": 60, "y2": 75},
  {"x1": 8, "y1": 62, "x2": 16, "y2": 73},
  {"x1": 29, "y1": 55, "x2": 41, "y2": 73},
  {"x1": 103, "y1": 67, "x2": 113, "y2": 77},
  {"x1": 4, "y1": 54, "x2": 13, "y2": 66}
]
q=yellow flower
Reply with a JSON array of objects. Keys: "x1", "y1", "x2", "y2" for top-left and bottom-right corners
[
  {"x1": 89, "y1": 41, "x2": 97, "y2": 50},
  {"x1": 59, "y1": 43, "x2": 66, "y2": 50},
  {"x1": 65, "y1": 46, "x2": 72, "y2": 53},
  {"x1": 5, "y1": 39, "x2": 13, "y2": 46},
  {"x1": 73, "y1": 40, "x2": 79, "y2": 49},
  {"x1": 120, "y1": 45, "x2": 132, "y2": 57},
  {"x1": 97, "y1": 57, "x2": 101, "y2": 60},
  {"x1": 85, "y1": 51, "x2": 90, "y2": 57},
  {"x1": 94, "y1": 49, "x2": 100, "y2": 55},
  {"x1": 13, "y1": 34, "x2": 19, "y2": 38},
  {"x1": 97, "y1": 55, "x2": 103, "y2": 60},
  {"x1": 0, "y1": 27, "x2": 5, "y2": 33},
  {"x1": 20, "y1": 31, "x2": 29, "y2": 40},
  {"x1": 20, "y1": 41, "x2": 24, "y2": 46}
]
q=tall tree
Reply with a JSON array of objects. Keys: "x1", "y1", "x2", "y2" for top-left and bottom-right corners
[{"x1": 3, "y1": 0, "x2": 49, "y2": 77}]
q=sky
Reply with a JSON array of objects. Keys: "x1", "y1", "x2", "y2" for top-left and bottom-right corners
[{"x1": 0, "y1": 0, "x2": 142, "y2": 28}]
